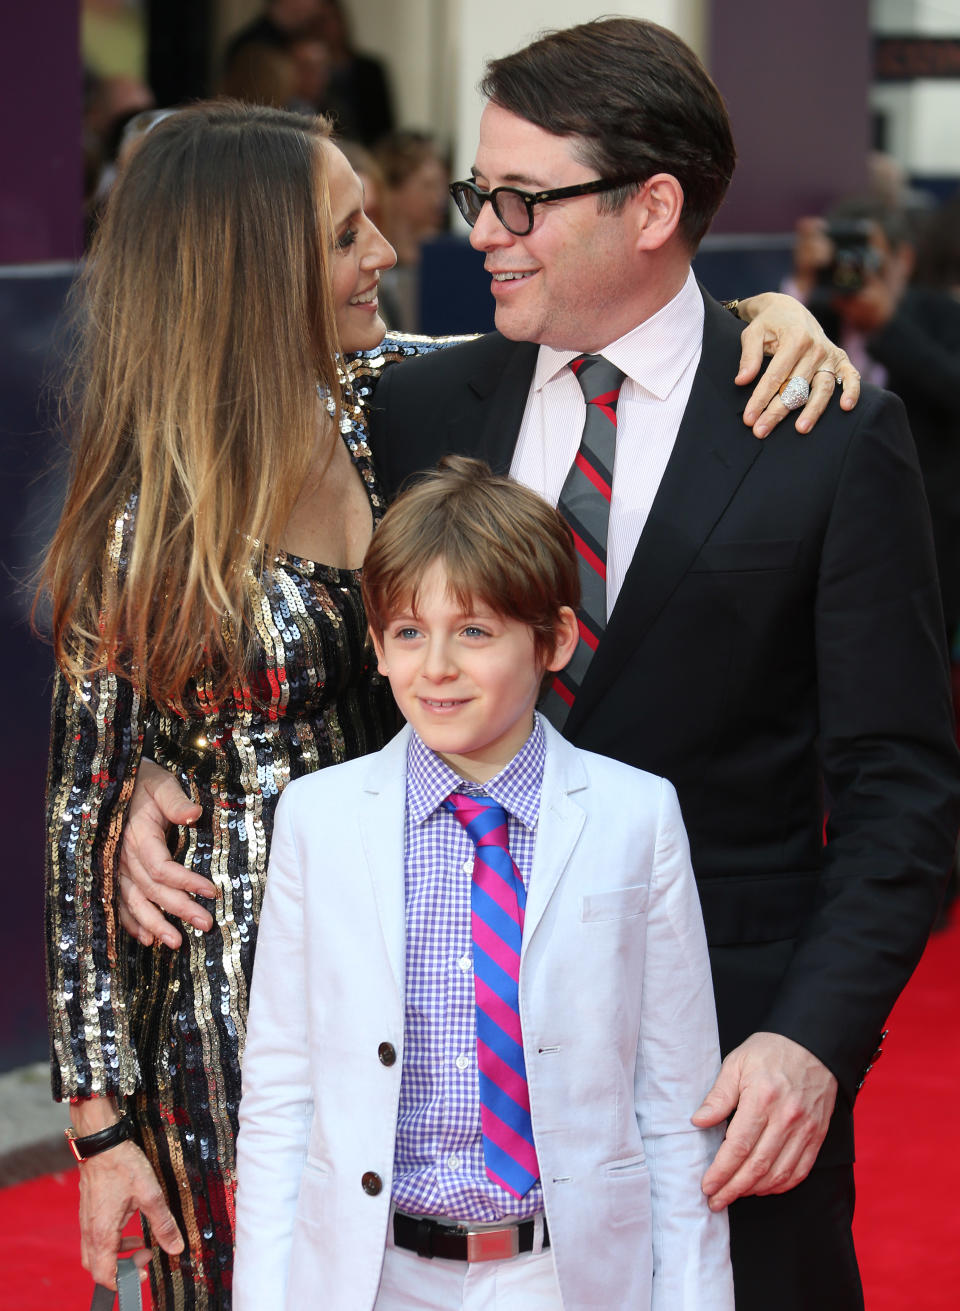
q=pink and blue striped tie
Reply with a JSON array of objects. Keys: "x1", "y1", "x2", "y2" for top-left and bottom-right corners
[{"x1": 443, "y1": 791, "x2": 539, "y2": 1198}]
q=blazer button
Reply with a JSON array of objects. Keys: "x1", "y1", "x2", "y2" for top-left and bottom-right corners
[
  {"x1": 361, "y1": 1171, "x2": 383, "y2": 1196},
  {"x1": 378, "y1": 1042, "x2": 397, "y2": 1067}
]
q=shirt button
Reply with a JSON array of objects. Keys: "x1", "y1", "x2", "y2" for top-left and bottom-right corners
[
  {"x1": 457, "y1": 955, "x2": 472, "y2": 973},
  {"x1": 446, "y1": 1154, "x2": 461, "y2": 1171},
  {"x1": 461, "y1": 858, "x2": 474, "y2": 875},
  {"x1": 361, "y1": 1171, "x2": 383, "y2": 1196},
  {"x1": 378, "y1": 1042, "x2": 397, "y2": 1067},
  {"x1": 455, "y1": 1054, "x2": 470, "y2": 1072}
]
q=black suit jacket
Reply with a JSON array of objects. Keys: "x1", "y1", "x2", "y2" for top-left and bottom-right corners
[{"x1": 368, "y1": 292, "x2": 960, "y2": 1163}]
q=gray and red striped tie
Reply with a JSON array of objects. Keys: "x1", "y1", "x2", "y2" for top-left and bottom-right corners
[{"x1": 542, "y1": 353, "x2": 626, "y2": 730}]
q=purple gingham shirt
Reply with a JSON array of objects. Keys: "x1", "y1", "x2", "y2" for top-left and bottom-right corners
[{"x1": 391, "y1": 716, "x2": 546, "y2": 1222}]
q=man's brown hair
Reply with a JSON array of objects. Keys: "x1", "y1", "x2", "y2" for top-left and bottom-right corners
[
  {"x1": 362, "y1": 456, "x2": 580, "y2": 665},
  {"x1": 480, "y1": 17, "x2": 736, "y2": 250}
]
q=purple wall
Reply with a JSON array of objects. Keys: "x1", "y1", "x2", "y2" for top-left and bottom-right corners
[
  {"x1": 0, "y1": 1, "x2": 83, "y2": 264},
  {"x1": 709, "y1": 0, "x2": 870, "y2": 233},
  {"x1": 0, "y1": 2, "x2": 82, "y2": 1069}
]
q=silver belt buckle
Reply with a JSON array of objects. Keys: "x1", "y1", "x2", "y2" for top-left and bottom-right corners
[{"x1": 465, "y1": 1225, "x2": 520, "y2": 1262}]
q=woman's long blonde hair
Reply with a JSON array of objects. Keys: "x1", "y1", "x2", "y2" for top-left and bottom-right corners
[{"x1": 39, "y1": 101, "x2": 342, "y2": 710}]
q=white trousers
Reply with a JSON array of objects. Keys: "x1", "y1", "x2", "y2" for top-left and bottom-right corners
[{"x1": 373, "y1": 1219, "x2": 563, "y2": 1310}]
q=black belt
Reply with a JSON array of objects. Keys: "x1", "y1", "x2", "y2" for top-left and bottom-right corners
[{"x1": 393, "y1": 1211, "x2": 550, "y2": 1263}]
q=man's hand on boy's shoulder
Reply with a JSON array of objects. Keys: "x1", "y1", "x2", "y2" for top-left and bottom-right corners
[{"x1": 691, "y1": 1031, "x2": 838, "y2": 1210}]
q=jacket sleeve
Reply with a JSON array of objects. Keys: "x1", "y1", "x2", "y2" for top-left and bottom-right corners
[
  {"x1": 45, "y1": 659, "x2": 145, "y2": 1099},
  {"x1": 765, "y1": 390, "x2": 960, "y2": 1101},
  {"x1": 637, "y1": 780, "x2": 734, "y2": 1311}
]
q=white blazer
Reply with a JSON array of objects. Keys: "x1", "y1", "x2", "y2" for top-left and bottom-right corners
[{"x1": 234, "y1": 721, "x2": 732, "y2": 1311}]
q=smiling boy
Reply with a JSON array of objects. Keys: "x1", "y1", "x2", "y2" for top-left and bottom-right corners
[
  {"x1": 233, "y1": 457, "x2": 732, "y2": 1310},
  {"x1": 374, "y1": 557, "x2": 564, "y2": 782}
]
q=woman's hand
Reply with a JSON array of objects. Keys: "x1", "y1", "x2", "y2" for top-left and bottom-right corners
[
  {"x1": 71, "y1": 1098, "x2": 183, "y2": 1288},
  {"x1": 734, "y1": 291, "x2": 860, "y2": 438},
  {"x1": 118, "y1": 759, "x2": 213, "y2": 949},
  {"x1": 79, "y1": 1142, "x2": 184, "y2": 1287}
]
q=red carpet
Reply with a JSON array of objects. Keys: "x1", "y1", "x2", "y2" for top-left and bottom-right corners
[
  {"x1": 0, "y1": 1170, "x2": 152, "y2": 1309},
  {"x1": 1, "y1": 911, "x2": 957, "y2": 1308},
  {"x1": 851, "y1": 903, "x2": 960, "y2": 1308}
]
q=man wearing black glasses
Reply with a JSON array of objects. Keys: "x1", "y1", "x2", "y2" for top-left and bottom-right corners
[
  {"x1": 369, "y1": 17, "x2": 960, "y2": 1310},
  {"x1": 450, "y1": 175, "x2": 636, "y2": 236}
]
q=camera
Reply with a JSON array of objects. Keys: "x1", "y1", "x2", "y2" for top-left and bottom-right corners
[{"x1": 817, "y1": 219, "x2": 883, "y2": 294}]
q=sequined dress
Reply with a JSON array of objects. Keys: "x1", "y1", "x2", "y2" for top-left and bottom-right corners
[{"x1": 45, "y1": 339, "x2": 454, "y2": 1309}]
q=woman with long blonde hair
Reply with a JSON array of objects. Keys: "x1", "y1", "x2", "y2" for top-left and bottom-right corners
[
  {"x1": 42, "y1": 101, "x2": 409, "y2": 1308},
  {"x1": 41, "y1": 97, "x2": 851, "y2": 1311}
]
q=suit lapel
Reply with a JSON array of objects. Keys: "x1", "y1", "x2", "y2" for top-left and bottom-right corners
[
  {"x1": 521, "y1": 723, "x2": 587, "y2": 951},
  {"x1": 565, "y1": 292, "x2": 765, "y2": 736},
  {"x1": 472, "y1": 338, "x2": 539, "y2": 474},
  {"x1": 357, "y1": 729, "x2": 410, "y2": 998}
]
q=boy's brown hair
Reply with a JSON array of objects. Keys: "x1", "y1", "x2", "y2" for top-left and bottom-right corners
[{"x1": 362, "y1": 456, "x2": 580, "y2": 665}]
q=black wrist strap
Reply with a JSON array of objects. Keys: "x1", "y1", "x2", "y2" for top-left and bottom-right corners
[{"x1": 66, "y1": 1112, "x2": 136, "y2": 1163}]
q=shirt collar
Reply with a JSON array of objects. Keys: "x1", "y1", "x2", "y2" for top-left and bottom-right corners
[
  {"x1": 533, "y1": 267, "x2": 704, "y2": 402},
  {"x1": 406, "y1": 714, "x2": 545, "y2": 831}
]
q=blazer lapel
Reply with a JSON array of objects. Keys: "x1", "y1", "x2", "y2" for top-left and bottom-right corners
[
  {"x1": 473, "y1": 338, "x2": 539, "y2": 474},
  {"x1": 565, "y1": 292, "x2": 765, "y2": 736},
  {"x1": 521, "y1": 723, "x2": 587, "y2": 950},
  {"x1": 357, "y1": 728, "x2": 410, "y2": 998}
]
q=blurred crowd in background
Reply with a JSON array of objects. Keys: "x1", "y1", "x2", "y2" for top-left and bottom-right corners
[{"x1": 83, "y1": 0, "x2": 452, "y2": 333}]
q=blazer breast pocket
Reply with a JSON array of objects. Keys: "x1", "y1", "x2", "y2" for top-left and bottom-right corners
[
  {"x1": 580, "y1": 885, "x2": 648, "y2": 923},
  {"x1": 688, "y1": 538, "x2": 799, "y2": 573}
]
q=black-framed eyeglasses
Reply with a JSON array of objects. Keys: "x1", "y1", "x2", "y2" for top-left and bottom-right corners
[{"x1": 449, "y1": 177, "x2": 636, "y2": 237}]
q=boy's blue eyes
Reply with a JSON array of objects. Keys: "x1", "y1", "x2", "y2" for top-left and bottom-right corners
[{"x1": 391, "y1": 625, "x2": 490, "y2": 640}]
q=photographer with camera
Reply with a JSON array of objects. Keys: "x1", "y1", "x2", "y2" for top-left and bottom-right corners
[{"x1": 791, "y1": 207, "x2": 914, "y2": 379}]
